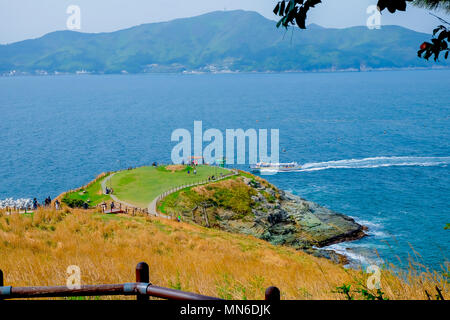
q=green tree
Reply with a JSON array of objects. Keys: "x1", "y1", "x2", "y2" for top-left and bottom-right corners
[{"x1": 273, "y1": 0, "x2": 450, "y2": 61}]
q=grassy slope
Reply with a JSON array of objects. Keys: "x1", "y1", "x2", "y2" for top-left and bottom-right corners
[
  {"x1": 159, "y1": 171, "x2": 276, "y2": 217},
  {"x1": 62, "y1": 175, "x2": 111, "y2": 207},
  {"x1": 159, "y1": 176, "x2": 256, "y2": 217},
  {"x1": 0, "y1": 207, "x2": 446, "y2": 300},
  {"x1": 109, "y1": 165, "x2": 230, "y2": 208}
]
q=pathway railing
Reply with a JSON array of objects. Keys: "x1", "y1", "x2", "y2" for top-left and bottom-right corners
[
  {"x1": 152, "y1": 169, "x2": 239, "y2": 216},
  {"x1": 0, "y1": 262, "x2": 280, "y2": 301},
  {"x1": 97, "y1": 203, "x2": 149, "y2": 216}
]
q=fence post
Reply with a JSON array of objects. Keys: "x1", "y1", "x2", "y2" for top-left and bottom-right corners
[
  {"x1": 265, "y1": 286, "x2": 280, "y2": 301},
  {"x1": 136, "y1": 262, "x2": 149, "y2": 301}
]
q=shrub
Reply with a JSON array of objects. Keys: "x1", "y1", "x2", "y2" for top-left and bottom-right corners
[{"x1": 62, "y1": 196, "x2": 85, "y2": 208}]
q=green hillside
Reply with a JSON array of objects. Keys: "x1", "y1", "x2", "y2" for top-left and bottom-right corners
[
  {"x1": 109, "y1": 165, "x2": 230, "y2": 208},
  {"x1": 0, "y1": 10, "x2": 447, "y2": 74}
]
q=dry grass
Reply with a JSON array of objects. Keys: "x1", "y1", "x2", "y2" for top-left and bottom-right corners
[
  {"x1": 0, "y1": 208, "x2": 447, "y2": 300},
  {"x1": 165, "y1": 165, "x2": 186, "y2": 172}
]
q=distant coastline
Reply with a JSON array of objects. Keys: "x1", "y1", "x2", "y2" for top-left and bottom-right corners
[
  {"x1": 2, "y1": 66, "x2": 449, "y2": 77},
  {"x1": 2, "y1": 11, "x2": 448, "y2": 78}
]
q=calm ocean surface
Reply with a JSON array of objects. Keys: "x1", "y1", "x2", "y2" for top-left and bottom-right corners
[{"x1": 0, "y1": 70, "x2": 449, "y2": 271}]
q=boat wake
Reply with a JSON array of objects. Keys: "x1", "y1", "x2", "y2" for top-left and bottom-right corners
[{"x1": 297, "y1": 156, "x2": 450, "y2": 172}]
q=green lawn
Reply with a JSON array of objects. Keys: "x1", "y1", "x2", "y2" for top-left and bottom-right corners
[
  {"x1": 109, "y1": 165, "x2": 231, "y2": 208},
  {"x1": 63, "y1": 175, "x2": 111, "y2": 207}
]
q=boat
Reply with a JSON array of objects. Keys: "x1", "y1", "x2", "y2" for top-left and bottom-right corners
[{"x1": 250, "y1": 162, "x2": 302, "y2": 172}]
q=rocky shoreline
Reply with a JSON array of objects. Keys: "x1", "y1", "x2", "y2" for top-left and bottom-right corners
[{"x1": 215, "y1": 177, "x2": 368, "y2": 264}]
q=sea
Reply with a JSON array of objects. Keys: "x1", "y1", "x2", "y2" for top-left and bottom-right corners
[{"x1": 0, "y1": 70, "x2": 449, "y2": 272}]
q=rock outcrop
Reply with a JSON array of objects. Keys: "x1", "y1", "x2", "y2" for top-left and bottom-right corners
[
  {"x1": 214, "y1": 177, "x2": 367, "y2": 262},
  {"x1": 167, "y1": 174, "x2": 367, "y2": 263}
]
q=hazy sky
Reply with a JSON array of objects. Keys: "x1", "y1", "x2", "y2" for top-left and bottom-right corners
[{"x1": 1, "y1": 0, "x2": 449, "y2": 44}]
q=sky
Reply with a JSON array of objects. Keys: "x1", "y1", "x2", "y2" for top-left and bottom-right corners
[{"x1": 1, "y1": 0, "x2": 449, "y2": 44}]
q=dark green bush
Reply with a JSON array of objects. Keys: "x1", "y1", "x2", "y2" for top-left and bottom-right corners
[{"x1": 62, "y1": 197, "x2": 85, "y2": 208}]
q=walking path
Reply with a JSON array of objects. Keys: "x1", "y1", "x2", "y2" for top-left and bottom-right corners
[
  {"x1": 101, "y1": 173, "x2": 141, "y2": 209},
  {"x1": 102, "y1": 168, "x2": 239, "y2": 220}
]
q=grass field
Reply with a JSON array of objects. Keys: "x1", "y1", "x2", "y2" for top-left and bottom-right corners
[
  {"x1": 61, "y1": 174, "x2": 111, "y2": 207},
  {"x1": 0, "y1": 207, "x2": 447, "y2": 300},
  {"x1": 109, "y1": 165, "x2": 230, "y2": 208}
]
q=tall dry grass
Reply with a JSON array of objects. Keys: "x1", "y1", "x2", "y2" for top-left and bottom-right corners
[{"x1": 0, "y1": 208, "x2": 447, "y2": 300}]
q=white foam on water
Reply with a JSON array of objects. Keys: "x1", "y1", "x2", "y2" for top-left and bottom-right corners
[
  {"x1": 286, "y1": 156, "x2": 450, "y2": 172},
  {"x1": 322, "y1": 215, "x2": 390, "y2": 267},
  {"x1": 348, "y1": 216, "x2": 390, "y2": 238},
  {"x1": 324, "y1": 242, "x2": 385, "y2": 268}
]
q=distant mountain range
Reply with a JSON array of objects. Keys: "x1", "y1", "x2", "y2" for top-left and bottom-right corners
[{"x1": 1, "y1": 10, "x2": 448, "y2": 75}]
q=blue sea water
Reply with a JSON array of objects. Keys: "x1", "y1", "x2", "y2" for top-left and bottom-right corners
[{"x1": 0, "y1": 70, "x2": 449, "y2": 271}]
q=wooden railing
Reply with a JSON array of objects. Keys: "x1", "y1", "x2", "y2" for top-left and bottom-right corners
[
  {"x1": 0, "y1": 262, "x2": 280, "y2": 300},
  {"x1": 153, "y1": 169, "x2": 239, "y2": 216},
  {"x1": 97, "y1": 202, "x2": 149, "y2": 215}
]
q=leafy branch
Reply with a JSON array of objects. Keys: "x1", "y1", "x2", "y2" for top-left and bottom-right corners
[
  {"x1": 418, "y1": 14, "x2": 450, "y2": 60},
  {"x1": 273, "y1": 0, "x2": 450, "y2": 61},
  {"x1": 273, "y1": 0, "x2": 322, "y2": 30}
]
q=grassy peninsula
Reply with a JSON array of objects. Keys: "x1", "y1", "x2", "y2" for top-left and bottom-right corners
[{"x1": 2, "y1": 164, "x2": 445, "y2": 300}]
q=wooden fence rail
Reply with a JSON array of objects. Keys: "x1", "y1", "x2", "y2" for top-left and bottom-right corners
[
  {"x1": 0, "y1": 262, "x2": 280, "y2": 301},
  {"x1": 153, "y1": 169, "x2": 239, "y2": 216}
]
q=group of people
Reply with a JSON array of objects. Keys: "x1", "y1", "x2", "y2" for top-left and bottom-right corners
[
  {"x1": 32, "y1": 197, "x2": 60, "y2": 210},
  {"x1": 100, "y1": 201, "x2": 116, "y2": 212},
  {"x1": 187, "y1": 168, "x2": 197, "y2": 175},
  {"x1": 43, "y1": 196, "x2": 52, "y2": 207},
  {"x1": 207, "y1": 173, "x2": 223, "y2": 182},
  {"x1": 105, "y1": 187, "x2": 114, "y2": 195}
]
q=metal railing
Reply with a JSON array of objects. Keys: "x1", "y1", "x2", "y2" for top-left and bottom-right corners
[{"x1": 0, "y1": 262, "x2": 280, "y2": 301}]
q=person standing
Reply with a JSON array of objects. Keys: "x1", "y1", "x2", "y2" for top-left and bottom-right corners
[
  {"x1": 55, "y1": 200, "x2": 60, "y2": 210},
  {"x1": 101, "y1": 201, "x2": 106, "y2": 213}
]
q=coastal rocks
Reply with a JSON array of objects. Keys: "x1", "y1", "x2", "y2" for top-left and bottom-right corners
[{"x1": 215, "y1": 176, "x2": 367, "y2": 260}]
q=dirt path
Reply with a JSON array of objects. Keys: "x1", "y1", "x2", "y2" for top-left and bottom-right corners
[{"x1": 102, "y1": 168, "x2": 238, "y2": 220}]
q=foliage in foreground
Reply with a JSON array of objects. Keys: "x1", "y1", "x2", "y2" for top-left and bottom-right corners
[{"x1": 273, "y1": 0, "x2": 450, "y2": 61}]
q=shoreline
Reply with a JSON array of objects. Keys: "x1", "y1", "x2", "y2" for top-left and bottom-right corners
[{"x1": 2, "y1": 66, "x2": 449, "y2": 78}]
